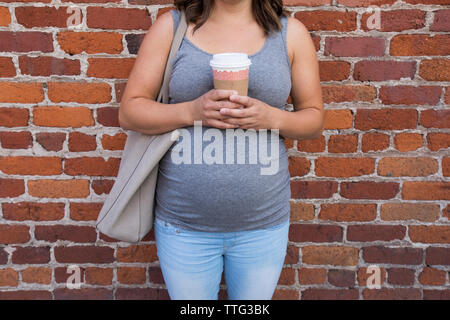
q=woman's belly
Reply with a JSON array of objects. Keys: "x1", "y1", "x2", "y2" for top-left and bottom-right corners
[{"x1": 154, "y1": 126, "x2": 291, "y2": 231}]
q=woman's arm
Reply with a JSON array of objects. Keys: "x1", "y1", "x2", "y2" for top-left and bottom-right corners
[
  {"x1": 272, "y1": 17, "x2": 325, "y2": 141},
  {"x1": 118, "y1": 11, "x2": 194, "y2": 135}
]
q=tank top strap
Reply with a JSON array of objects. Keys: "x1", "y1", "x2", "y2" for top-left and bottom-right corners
[{"x1": 170, "y1": 9, "x2": 181, "y2": 37}]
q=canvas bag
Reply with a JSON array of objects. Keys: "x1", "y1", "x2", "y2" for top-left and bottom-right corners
[{"x1": 95, "y1": 9, "x2": 187, "y2": 243}]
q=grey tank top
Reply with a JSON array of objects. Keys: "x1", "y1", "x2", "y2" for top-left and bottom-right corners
[{"x1": 154, "y1": 9, "x2": 292, "y2": 232}]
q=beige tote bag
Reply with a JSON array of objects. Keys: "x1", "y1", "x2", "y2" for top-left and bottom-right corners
[{"x1": 95, "y1": 9, "x2": 187, "y2": 243}]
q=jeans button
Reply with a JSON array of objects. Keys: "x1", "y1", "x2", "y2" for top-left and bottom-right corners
[{"x1": 165, "y1": 222, "x2": 168, "y2": 227}]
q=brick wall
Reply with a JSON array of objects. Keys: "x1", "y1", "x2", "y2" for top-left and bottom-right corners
[{"x1": 0, "y1": 0, "x2": 448, "y2": 299}]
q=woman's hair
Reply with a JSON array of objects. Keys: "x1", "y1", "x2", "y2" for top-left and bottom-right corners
[{"x1": 173, "y1": 0, "x2": 290, "y2": 36}]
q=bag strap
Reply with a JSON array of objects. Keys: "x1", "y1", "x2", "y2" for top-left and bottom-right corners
[{"x1": 157, "y1": 9, "x2": 187, "y2": 104}]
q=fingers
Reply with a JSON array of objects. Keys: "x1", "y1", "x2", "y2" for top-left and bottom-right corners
[
  {"x1": 229, "y1": 94, "x2": 251, "y2": 107},
  {"x1": 206, "y1": 119, "x2": 239, "y2": 129},
  {"x1": 209, "y1": 89, "x2": 238, "y2": 102},
  {"x1": 219, "y1": 106, "x2": 251, "y2": 118}
]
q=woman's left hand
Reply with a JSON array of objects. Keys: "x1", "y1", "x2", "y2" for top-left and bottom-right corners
[{"x1": 219, "y1": 94, "x2": 279, "y2": 130}]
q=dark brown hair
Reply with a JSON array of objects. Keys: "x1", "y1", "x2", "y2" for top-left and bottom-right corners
[{"x1": 174, "y1": 0, "x2": 290, "y2": 36}]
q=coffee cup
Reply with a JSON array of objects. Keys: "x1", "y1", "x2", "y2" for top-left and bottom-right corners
[{"x1": 210, "y1": 53, "x2": 252, "y2": 99}]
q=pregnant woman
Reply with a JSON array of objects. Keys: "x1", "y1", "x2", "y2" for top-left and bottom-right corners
[{"x1": 118, "y1": 0, "x2": 324, "y2": 299}]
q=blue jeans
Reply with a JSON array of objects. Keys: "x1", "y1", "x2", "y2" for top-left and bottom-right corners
[{"x1": 154, "y1": 217, "x2": 290, "y2": 300}]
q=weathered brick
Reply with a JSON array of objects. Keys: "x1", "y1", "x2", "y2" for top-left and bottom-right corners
[
  {"x1": 54, "y1": 245, "x2": 114, "y2": 263},
  {"x1": 361, "y1": 132, "x2": 390, "y2": 152},
  {"x1": 429, "y1": 9, "x2": 450, "y2": 31},
  {"x1": 302, "y1": 246, "x2": 359, "y2": 266},
  {"x1": 68, "y1": 132, "x2": 97, "y2": 152},
  {"x1": 87, "y1": 58, "x2": 135, "y2": 79},
  {"x1": 64, "y1": 157, "x2": 120, "y2": 177},
  {"x1": 289, "y1": 224, "x2": 343, "y2": 242},
  {"x1": 34, "y1": 225, "x2": 97, "y2": 243},
  {"x1": 28, "y1": 179, "x2": 90, "y2": 198},
  {"x1": 0, "y1": 131, "x2": 32, "y2": 149},
  {"x1": 319, "y1": 61, "x2": 350, "y2": 81},
  {"x1": 390, "y1": 34, "x2": 450, "y2": 56},
  {"x1": 322, "y1": 85, "x2": 376, "y2": 103},
  {"x1": 0, "y1": 107, "x2": 29, "y2": 127},
  {"x1": 387, "y1": 268, "x2": 415, "y2": 285},
  {"x1": 355, "y1": 109, "x2": 417, "y2": 130},
  {"x1": 0, "y1": 225, "x2": 30, "y2": 244},
  {"x1": 327, "y1": 134, "x2": 358, "y2": 153},
  {"x1": 402, "y1": 181, "x2": 450, "y2": 200},
  {"x1": 319, "y1": 203, "x2": 377, "y2": 222},
  {"x1": 325, "y1": 37, "x2": 385, "y2": 57},
  {"x1": 288, "y1": 157, "x2": 310, "y2": 177},
  {"x1": 85, "y1": 267, "x2": 113, "y2": 285},
  {"x1": 418, "y1": 267, "x2": 446, "y2": 285},
  {"x1": 354, "y1": 60, "x2": 416, "y2": 81},
  {"x1": 315, "y1": 157, "x2": 374, "y2": 177},
  {"x1": 409, "y1": 225, "x2": 450, "y2": 244},
  {"x1": 291, "y1": 180, "x2": 338, "y2": 199},
  {"x1": 362, "y1": 246, "x2": 423, "y2": 265},
  {"x1": 361, "y1": 9, "x2": 426, "y2": 32},
  {"x1": 0, "y1": 156, "x2": 62, "y2": 175},
  {"x1": 301, "y1": 288, "x2": 359, "y2": 300},
  {"x1": 21, "y1": 267, "x2": 52, "y2": 284},
  {"x1": 394, "y1": 133, "x2": 423, "y2": 152},
  {"x1": 117, "y1": 267, "x2": 146, "y2": 284},
  {"x1": 419, "y1": 59, "x2": 450, "y2": 81},
  {"x1": 2, "y1": 202, "x2": 65, "y2": 221},
  {"x1": 324, "y1": 109, "x2": 353, "y2": 130},
  {"x1": 294, "y1": 10, "x2": 356, "y2": 31},
  {"x1": 327, "y1": 269, "x2": 355, "y2": 287},
  {"x1": 427, "y1": 133, "x2": 450, "y2": 151},
  {"x1": 377, "y1": 157, "x2": 438, "y2": 176},
  {"x1": 12, "y1": 246, "x2": 50, "y2": 264},
  {"x1": 57, "y1": 31, "x2": 123, "y2": 55},
  {"x1": 33, "y1": 106, "x2": 94, "y2": 128},
  {"x1": 48, "y1": 82, "x2": 111, "y2": 104},
  {"x1": 380, "y1": 203, "x2": 439, "y2": 222},
  {"x1": 298, "y1": 268, "x2": 327, "y2": 284},
  {"x1": 379, "y1": 86, "x2": 441, "y2": 106},
  {"x1": 87, "y1": 7, "x2": 151, "y2": 30},
  {"x1": 425, "y1": 247, "x2": 450, "y2": 265},
  {"x1": 347, "y1": 225, "x2": 406, "y2": 242},
  {"x1": 340, "y1": 181, "x2": 399, "y2": 199},
  {"x1": 420, "y1": 110, "x2": 450, "y2": 129},
  {"x1": 116, "y1": 244, "x2": 158, "y2": 263}
]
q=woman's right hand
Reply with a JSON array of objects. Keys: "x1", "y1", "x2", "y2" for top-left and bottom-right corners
[{"x1": 189, "y1": 89, "x2": 243, "y2": 129}]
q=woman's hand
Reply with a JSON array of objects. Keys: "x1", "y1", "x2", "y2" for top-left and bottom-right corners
[
  {"x1": 219, "y1": 94, "x2": 280, "y2": 130},
  {"x1": 190, "y1": 89, "x2": 243, "y2": 129}
]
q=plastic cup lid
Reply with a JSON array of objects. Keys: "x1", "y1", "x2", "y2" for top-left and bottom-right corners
[{"x1": 209, "y1": 53, "x2": 252, "y2": 68}]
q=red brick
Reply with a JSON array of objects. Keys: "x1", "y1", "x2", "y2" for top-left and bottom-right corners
[
  {"x1": 0, "y1": 268, "x2": 18, "y2": 286},
  {"x1": 337, "y1": 0, "x2": 396, "y2": 6},
  {"x1": 289, "y1": 224, "x2": 343, "y2": 242},
  {"x1": 402, "y1": 181, "x2": 450, "y2": 200},
  {"x1": 87, "y1": 58, "x2": 135, "y2": 79},
  {"x1": 319, "y1": 61, "x2": 350, "y2": 81},
  {"x1": 21, "y1": 267, "x2": 52, "y2": 284},
  {"x1": 0, "y1": 178, "x2": 25, "y2": 197},
  {"x1": 34, "y1": 225, "x2": 97, "y2": 243},
  {"x1": 0, "y1": 82, "x2": 44, "y2": 103},
  {"x1": 347, "y1": 225, "x2": 406, "y2": 242},
  {"x1": 272, "y1": 289, "x2": 299, "y2": 300},
  {"x1": 363, "y1": 288, "x2": 421, "y2": 300},
  {"x1": 290, "y1": 202, "x2": 315, "y2": 222},
  {"x1": 418, "y1": 267, "x2": 446, "y2": 285},
  {"x1": 115, "y1": 288, "x2": 169, "y2": 300},
  {"x1": 298, "y1": 268, "x2": 326, "y2": 284},
  {"x1": 355, "y1": 109, "x2": 417, "y2": 130},
  {"x1": 148, "y1": 267, "x2": 164, "y2": 285},
  {"x1": 420, "y1": 109, "x2": 450, "y2": 129},
  {"x1": 291, "y1": 180, "x2": 338, "y2": 199},
  {"x1": 35, "y1": 132, "x2": 66, "y2": 151},
  {"x1": 380, "y1": 203, "x2": 439, "y2": 222},
  {"x1": 423, "y1": 290, "x2": 450, "y2": 300},
  {"x1": 70, "y1": 202, "x2": 102, "y2": 221},
  {"x1": 2, "y1": 202, "x2": 65, "y2": 221},
  {"x1": 357, "y1": 267, "x2": 387, "y2": 287},
  {"x1": 379, "y1": 86, "x2": 441, "y2": 106},
  {"x1": 427, "y1": 133, "x2": 450, "y2": 151},
  {"x1": 19, "y1": 55, "x2": 80, "y2": 77},
  {"x1": 327, "y1": 269, "x2": 355, "y2": 287},
  {"x1": 322, "y1": 85, "x2": 376, "y2": 103},
  {"x1": 394, "y1": 133, "x2": 423, "y2": 152},
  {"x1": 409, "y1": 225, "x2": 450, "y2": 244},
  {"x1": 64, "y1": 157, "x2": 120, "y2": 177},
  {"x1": 0, "y1": 225, "x2": 30, "y2": 244},
  {"x1": 12, "y1": 246, "x2": 50, "y2": 264},
  {"x1": 0, "y1": 290, "x2": 51, "y2": 300},
  {"x1": 0, "y1": 131, "x2": 32, "y2": 149},
  {"x1": 117, "y1": 267, "x2": 146, "y2": 284},
  {"x1": 325, "y1": 37, "x2": 385, "y2": 57},
  {"x1": 278, "y1": 267, "x2": 296, "y2": 285},
  {"x1": 87, "y1": 7, "x2": 150, "y2": 30},
  {"x1": 57, "y1": 31, "x2": 123, "y2": 55},
  {"x1": 443, "y1": 157, "x2": 450, "y2": 177},
  {"x1": 361, "y1": 132, "x2": 390, "y2": 152},
  {"x1": 28, "y1": 179, "x2": 90, "y2": 198},
  {"x1": 354, "y1": 60, "x2": 416, "y2": 81},
  {"x1": 302, "y1": 289, "x2": 359, "y2": 300},
  {"x1": 0, "y1": 31, "x2": 53, "y2": 53},
  {"x1": 48, "y1": 82, "x2": 111, "y2": 104},
  {"x1": 377, "y1": 157, "x2": 438, "y2": 176},
  {"x1": 92, "y1": 180, "x2": 114, "y2": 195},
  {"x1": 294, "y1": 10, "x2": 356, "y2": 31},
  {"x1": 288, "y1": 157, "x2": 310, "y2": 177},
  {"x1": 319, "y1": 203, "x2": 377, "y2": 222},
  {"x1": 101, "y1": 133, "x2": 127, "y2": 151},
  {"x1": 33, "y1": 106, "x2": 94, "y2": 128},
  {"x1": 0, "y1": 107, "x2": 29, "y2": 127},
  {"x1": 0, "y1": 57, "x2": 15, "y2": 77},
  {"x1": 68, "y1": 132, "x2": 97, "y2": 151},
  {"x1": 297, "y1": 135, "x2": 325, "y2": 152},
  {"x1": 390, "y1": 34, "x2": 450, "y2": 56},
  {"x1": 97, "y1": 107, "x2": 119, "y2": 127},
  {"x1": 426, "y1": 247, "x2": 450, "y2": 265},
  {"x1": 54, "y1": 288, "x2": 113, "y2": 300},
  {"x1": 324, "y1": 109, "x2": 353, "y2": 129},
  {"x1": 302, "y1": 246, "x2": 359, "y2": 266},
  {"x1": 116, "y1": 244, "x2": 158, "y2": 263},
  {"x1": 362, "y1": 246, "x2": 423, "y2": 265},
  {"x1": 419, "y1": 59, "x2": 450, "y2": 81},
  {"x1": 54, "y1": 246, "x2": 114, "y2": 263},
  {"x1": 315, "y1": 157, "x2": 374, "y2": 177},
  {"x1": 361, "y1": 9, "x2": 426, "y2": 32},
  {"x1": 430, "y1": 9, "x2": 450, "y2": 31},
  {"x1": 85, "y1": 267, "x2": 113, "y2": 285},
  {"x1": 340, "y1": 181, "x2": 399, "y2": 199},
  {"x1": 327, "y1": 134, "x2": 357, "y2": 153},
  {"x1": 15, "y1": 6, "x2": 78, "y2": 28},
  {"x1": 387, "y1": 268, "x2": 415, "y2": 285},
  {"x1": 0, "y1": 156, "x2": 61, "y2": 175}
]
